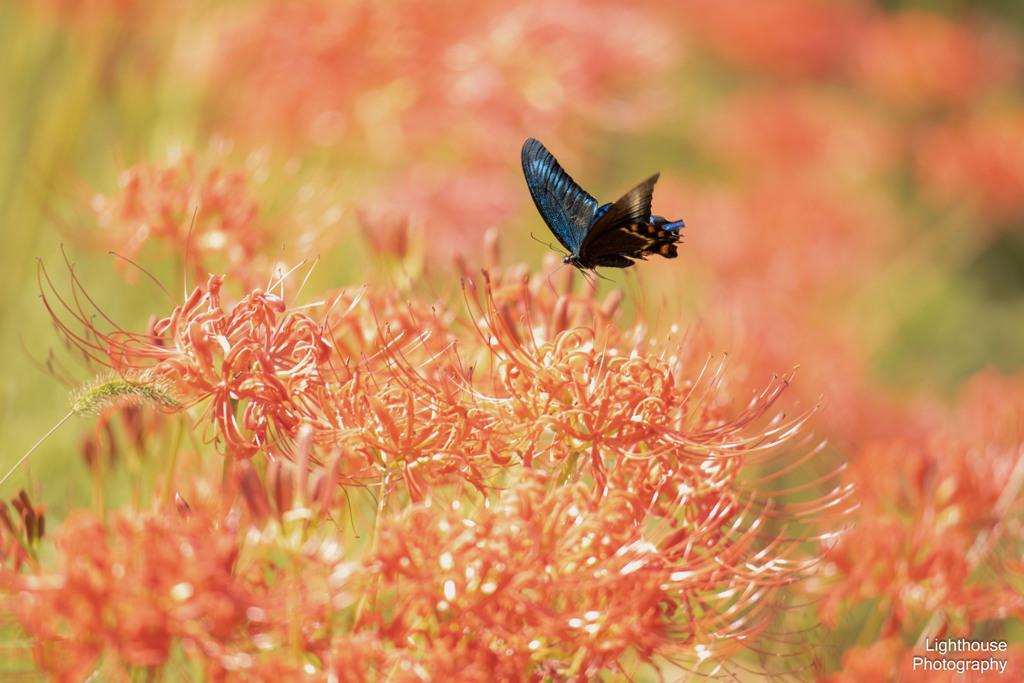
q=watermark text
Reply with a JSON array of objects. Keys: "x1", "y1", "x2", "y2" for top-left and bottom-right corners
[{"x1": 912, "y1": 639, "x2": 1009, "y2": 675}]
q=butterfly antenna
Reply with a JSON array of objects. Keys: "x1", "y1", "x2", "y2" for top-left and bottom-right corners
[{"x1": 529, "y1": 232, "x2": 564, "y2": 256}]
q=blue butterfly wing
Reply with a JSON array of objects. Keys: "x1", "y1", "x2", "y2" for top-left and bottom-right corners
[{"x1": 521, "y1": 138, "x2": 597, "y2": 254}]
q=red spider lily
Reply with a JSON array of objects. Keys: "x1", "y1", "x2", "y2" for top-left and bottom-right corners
[
  {"x1": 0, "y1": 482, "x2": 354, "y2": 681},
  {"x1": 679, "y1": 0, "x2": 1019, "y2": 108},
  {"x1": 915, "y1": 112, "x2": 1024, "y2": 223},
  {"x1": 6, "y1": 507, "x2": 252, "y2": 682},
  {"x1": 49, "y1": 247, "x2": 841, "y2": 506},
  {"x1": 851, "y1": 11, "x2": 1020, "y2": 110},
  {"x1": 204, "y1": 0, "x2": 678, "y2": 151},
  {"x1": 467, "y1": 274, "x2": 822, "y2": 496},
  {"x1": 87, "y1": 152, "x2": 268, "y2": 289},
  {"x1": 79, "y1": 149, "x2": 350, "y2": 292},
  {"x1": 28, "y1": 246, "x2": 846, "y2": 678},
  {"x1": 41, "y1": 269, "x2": 336, "y2": 460},
  {"x1": 957, "y1": 371, "x2": 1024, "y2": 450},
  {"x1": 824, "y1": 640, "x2": 1024, "y2": 682},
  {"x1": 363, "y1": 468, "x2": 827, "y2": 680},
  {"x1": 819, "y1": 372, "x2": 1024, "y2": 673},
  {"x1": 701, "y1": 90, "x2": 899, "y2": 182},
  {"x1": 42, "y1": 256, "x2": 505, "y2": 489},
  {"x1": 14, "y1": 0, "x2": 1024, "y2": 677},
  {"x1": 153, "y1": 278, "x2": 340, "y2": 459},
  {"x1": 198, "y1": 0, "x2": 681, "y2": 252},
  {"x1": 677, "y1": 0, "x2": 869, "y2": 81}
]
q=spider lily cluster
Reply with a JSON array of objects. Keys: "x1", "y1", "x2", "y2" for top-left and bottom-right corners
[{"x1": 2, "y1": 251, "x2": 846, "y2": 680}]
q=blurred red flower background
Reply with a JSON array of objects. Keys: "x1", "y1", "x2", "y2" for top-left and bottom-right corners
[{"x1": 2, "y1": 0, "x2": 1024, "y2": 679}]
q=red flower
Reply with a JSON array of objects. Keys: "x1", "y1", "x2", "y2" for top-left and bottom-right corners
[
  {"x1": 364, "y1": 467, "x2": 821, "y2": 679},
  {"x1": 820, "y1": 372, "x2": 1024, "y2": 670},
  {"x1": 852, "y1": 11, "x2": 1019, "y2": 109},
  {"x1": 198, "y1": 0, "x2": 682, "y2": 252},
  {"x1": 11, "y1": 508, "x2": 251, "y2": 681},
  {"x1": 916, "y1": 112, "x2": 1024, "y2": 223},
  {"x1": 88, "y1": 153, "x2": 267, "y2": 290},
  {"x1": 679, "y1": 0, "x2": 868, "y2": 80}
]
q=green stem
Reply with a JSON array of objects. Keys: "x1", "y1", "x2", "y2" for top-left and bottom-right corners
[
  {"x1": 160, "y1": 417, "x2": 184, "y2": 509},
  {"x1": 0, "y1": 410, "x2": 74, "y2": 489}
]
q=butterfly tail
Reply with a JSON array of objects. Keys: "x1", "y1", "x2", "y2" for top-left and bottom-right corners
[
  {"x1": 652, "y1": 216, "x2": 685, "y2": 232},
  {"x1": 636, "y1": 216, "x2": 684, "y2": 259}
]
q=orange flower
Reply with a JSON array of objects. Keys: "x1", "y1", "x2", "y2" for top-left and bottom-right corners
[
  {"x1": 107, "y1": 277, "x2": 330, "y2": 460},
  {"x1": 702, "y1": 89, "x2": 899, "y2": 182},
  {"x1": 852, "y1": 11, "x2": 1019, "y2": 109},
  {"x1": 916, "y1": 112, "x2": 1024, "y2": 223},
  {"x1": 364, "y1": 468, "x2": 820, "y2": 679},
  {"x1": 679, "y1": 0, "x2": 868, "y2": 80},
  {"x1": 826, "y1": 640, "x2": 1024, "y2": 682},
  {"x1": 88, "y1": 152, "x2": 268, "y2": 290},
  {"x1": 197, "y1": 0, "x2": 682, "y2": 252},
  {"x1": 10, "y1": 508, "x2": 251, "y2": 681},
  {"x1": 34, "y1": 249, "x2": 842, "y2": 677},
  {"x1": 820, "y1": 371, "x2": 1024, "y2": 670},
  {"x1": 821, "y1": 637, "x2": 906, "y2": 683},
  {"x1": 204, "y1": 0, "x2": 679, "y2": 150}
]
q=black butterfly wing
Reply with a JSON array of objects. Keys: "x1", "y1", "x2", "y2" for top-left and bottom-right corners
[
  {"x1": 521, "y1": 138, "x2": 598, "y2": 254},
  {"x1": 578, "y1": 174, "x2": 682, "y2": 268}
]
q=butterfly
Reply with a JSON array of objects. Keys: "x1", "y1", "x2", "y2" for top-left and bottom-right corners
[{"x1": 521, "y1": 137, "x2": 684, "y2": 271}]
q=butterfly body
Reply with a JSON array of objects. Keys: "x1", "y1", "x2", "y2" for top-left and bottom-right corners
[{"x1": 521, "y1": 138, "x2": 684, "y2": 271}]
